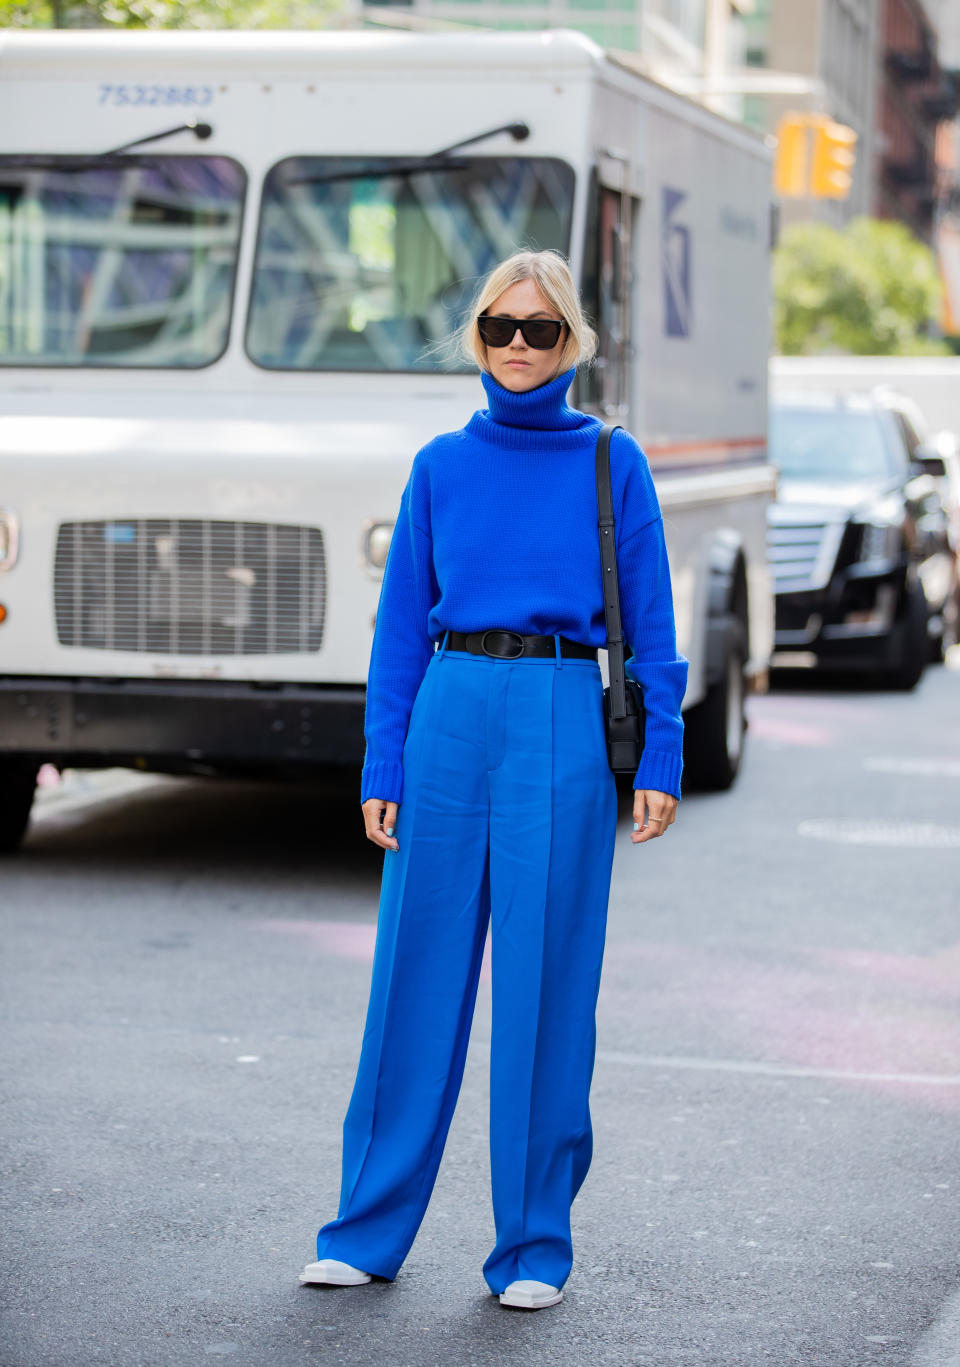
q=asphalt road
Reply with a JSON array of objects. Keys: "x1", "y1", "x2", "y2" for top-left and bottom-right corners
[{"x1": 2, "y1": 657, "x2": 960, "y2": 1367}]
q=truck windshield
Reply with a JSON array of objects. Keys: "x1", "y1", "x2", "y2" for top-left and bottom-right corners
[
  {"x1": 0, "y1": 155, "x2": 245, "y2": 368},
  {"x1": 769, "y1": 406, "x2": 899, "y2": 482},
  {"x1": 245, "y1": 156, "x2": 574, "y2": 372}
]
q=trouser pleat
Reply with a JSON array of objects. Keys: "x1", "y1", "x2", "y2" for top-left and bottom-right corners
[
  {"x1": 315, "y1": 649, "x2": 617, "y2": 1289},
  {"x1": 482, "y1": 657, "x2": 616, "y2": 1293},
  {"x1": 316, "y1": 655, "x2": 492, "y2": 1277}
]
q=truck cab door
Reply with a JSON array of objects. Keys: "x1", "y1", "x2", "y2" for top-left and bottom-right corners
[{"x1": 580, "y1": 168, "x2": 637, "y2": 421}]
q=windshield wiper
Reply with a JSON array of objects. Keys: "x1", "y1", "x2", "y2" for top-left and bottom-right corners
[
  {"x1": 430, "y1": 121, "x2": 530, "y2": 157},
  {"x1": 284, "y1": 120, "x2": 531, "y2": 188},
  {"x1": 0, "y1": 122, "x2": 216, "y2": 179},
  {"x1": 102, "y1": 119, "x2": 214, "y2": 155},
  {"x1": 284, "y1": 156, "x2": 470, "y2": 187}
]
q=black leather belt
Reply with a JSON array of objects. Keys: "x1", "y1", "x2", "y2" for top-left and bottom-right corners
[{"x1": 443, "y1": 628, "x2": 598, "y2": 661}]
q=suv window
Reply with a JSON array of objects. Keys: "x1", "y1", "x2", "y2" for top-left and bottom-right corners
[{"x1": 769, "y1": 405, "x2": 901, "y2": 482}]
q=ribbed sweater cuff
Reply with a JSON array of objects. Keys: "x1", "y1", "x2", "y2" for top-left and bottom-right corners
[
  {"x1": 633, "y1": 749, "x2": 684, "y2": 800},
  {"x1": 360, "y1": 760, "x2": 405, "y2": 806}
]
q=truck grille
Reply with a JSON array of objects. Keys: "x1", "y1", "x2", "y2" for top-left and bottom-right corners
[
  {"x1": 54, "y1": 519, "x2": 326, "y2": 655},
  {"x1": 766, "y1": 516, "x2": 844, "y2": 594}
]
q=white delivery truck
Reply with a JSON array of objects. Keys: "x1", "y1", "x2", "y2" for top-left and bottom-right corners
[{"x1": 0, "y1": 28, "x2": 775, "y2": 851}]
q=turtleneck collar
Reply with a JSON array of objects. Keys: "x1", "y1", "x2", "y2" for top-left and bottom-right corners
[{"x1": 464, "y1": 366, "x2": 601, "y2": 451}]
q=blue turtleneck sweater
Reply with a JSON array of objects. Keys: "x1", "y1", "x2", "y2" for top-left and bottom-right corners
[{"x1": 360, "y1": 367, "x2": 689, "y2": 804}]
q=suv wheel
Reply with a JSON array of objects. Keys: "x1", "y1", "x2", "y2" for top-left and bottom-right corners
[
  {"x1": 929, "y1": 580, "x2": 960, "y2": 663},
  {"x1": 887, "y1": 581, "x2": 928, "y2": 691}
]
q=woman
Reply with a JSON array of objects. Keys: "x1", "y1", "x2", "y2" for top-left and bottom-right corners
[{"x1": 300, "y1": 249, "x2": 688, "y2": 1310}]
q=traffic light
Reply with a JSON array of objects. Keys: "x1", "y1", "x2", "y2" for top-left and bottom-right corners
[
  {"x1": 773, "y1": 115, "x2": 808, "y2": 197},
  {"x1": 810, "y1": 119, "x2": 857, "y2": 198},
  {"x1": 773, "y1": 113, "x2": 857, "y2": 199}
]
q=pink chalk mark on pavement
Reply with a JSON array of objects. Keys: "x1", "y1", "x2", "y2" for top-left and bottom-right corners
[
  {"x1": 257, "y1": 918, "x2": 376, "y2": 962},
  {"x1": 755, "y1": 694, "x2": 894, "y2": 725},
  {"x1": 605, "y1": 938, "x2": 960, "y2": 1114},
  {"x1": 256, "y1": 918, "x2": 493, "y2": 981},
  {"x1": 747, "y1": 715, "x2": 835, "y2": 746},
  {"x1": 748, "y1": 691, "x2": 908, "y2": 747},
  {"x1": 812, "y1": 942, "x2": 960, "y2": 999}
]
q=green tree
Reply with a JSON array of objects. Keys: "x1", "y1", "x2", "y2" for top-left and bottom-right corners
[
  {"x1": 0, "y1": 0, "x2": 345, "y2": 27},
  {"x1": 773, "y1": 216, "x2": 950, "y2": 356}
]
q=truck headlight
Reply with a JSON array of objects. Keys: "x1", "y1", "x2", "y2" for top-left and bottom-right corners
[
  {"x1": 0, "y1": 510, "x2": 20, "y2": 571},
  {"x1": 363, "y1": 520, "x2": 395, "y2": 571}
]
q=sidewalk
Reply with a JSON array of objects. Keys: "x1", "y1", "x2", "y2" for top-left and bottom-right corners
[{"x1": 32, "y1": 766, "x2": 169, "y2": 816}]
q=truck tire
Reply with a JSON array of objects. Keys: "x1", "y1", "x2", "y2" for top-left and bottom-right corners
[
  {"x1": 0, "y1": 760, "x2": 39, "y2": 854},
  {"x1": 887, "y1": 582, "x2": 928, "y2": 691},
  {"x1": 683, "y1": 617, "x2": 747, "y2": 792}
]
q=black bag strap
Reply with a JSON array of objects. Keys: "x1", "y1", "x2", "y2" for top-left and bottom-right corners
[{"x1": 595, "y1": 423, "x2": 629, "y2": 720}]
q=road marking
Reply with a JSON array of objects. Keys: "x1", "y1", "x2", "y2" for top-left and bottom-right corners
[
  {"x1": 798, "y1": 819, "x2": 960, "y2": 848},
  {"x1": 595, "y1": 1050, "x2": 960, "y2": 1087},
  {"x1": 912, "y1": 1287, "x2": 960, "y2": 1367},
  {"x1": 865, "y1": 757, "x2": 960, "y2": 779}
]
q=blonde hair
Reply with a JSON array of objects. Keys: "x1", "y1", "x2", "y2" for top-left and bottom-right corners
[{"x1": 458, "y1": 249, "x2": 598, "y2": 374}]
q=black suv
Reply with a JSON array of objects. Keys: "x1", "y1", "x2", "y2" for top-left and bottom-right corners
[{"x1": 767, "y1": 389, "x2": 958, "y2": 689}]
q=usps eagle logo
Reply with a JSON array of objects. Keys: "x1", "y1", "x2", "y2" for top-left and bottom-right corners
[{"x1": 663, "y1": 188, "x2": 691, "y2": 338}]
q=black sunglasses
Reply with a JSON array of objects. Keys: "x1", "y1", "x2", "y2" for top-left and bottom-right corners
[{"x1": 477, "y1": 314, "x2": 565, "y2": 350}]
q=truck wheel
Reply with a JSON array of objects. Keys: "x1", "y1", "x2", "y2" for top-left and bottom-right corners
[
  {"x1": 683, "y1": 618, "x2": 747, "y2": 792},
  {"x1": 887, "y1": 582, "x2": 928, "y2": 691},
  {"x1": 0, "y1": 760, "x2": 39, "y2": 854}
]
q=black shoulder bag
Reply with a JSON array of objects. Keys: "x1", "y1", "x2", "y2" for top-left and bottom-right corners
[{"x1": 595, "y1": 423, "x2": 646, "y2": 773}]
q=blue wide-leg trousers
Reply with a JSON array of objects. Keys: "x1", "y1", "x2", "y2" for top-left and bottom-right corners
[{"x1": 316, "y1": 632, "x2": 619, "y2": 1292}]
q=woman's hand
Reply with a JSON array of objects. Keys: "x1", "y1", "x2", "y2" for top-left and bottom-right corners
[
  {"x1": 631, "y1": 789, "x2": 677, "y2": 844},
  {"x1": 362, "y1": 798, "x2": 400, "y2": 852}
]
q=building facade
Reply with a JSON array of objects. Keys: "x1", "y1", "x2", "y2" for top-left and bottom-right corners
[
  {"x1": 927, "y1": 0, "x2": 960, "y2": 331},
  {"x1": 738, "y1": 0, "x2": 880, "y2": 231},
  {"x1": 365, "y1": 0, "x2": 753, "y2": 116},
  {"x1": 735, "y1": 0, "x2": 959, "y2": 245},
  {"x1": 360, "y1": 0, "x2": 959, "y2": 255},
  {"x1": 874, "y1": 0, "x2": 957, "y2": 242}
]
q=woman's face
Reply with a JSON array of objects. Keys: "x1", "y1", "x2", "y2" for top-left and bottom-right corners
[{"x1": 481, "y1": 278, "x2": 568, "y2": 393}]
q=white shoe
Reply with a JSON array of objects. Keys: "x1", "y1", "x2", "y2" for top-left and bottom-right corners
[
  {"x1": 499, "y1": 1279, "x2": 563, "y2": 1309},
  {"x1": 299, "y1": 1258, "x2": 372, "y2": 1286}
]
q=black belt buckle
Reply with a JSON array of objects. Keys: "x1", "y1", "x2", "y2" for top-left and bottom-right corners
[{"x1": 481, "y1": 629, "x2": 525, "y2": 658}]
